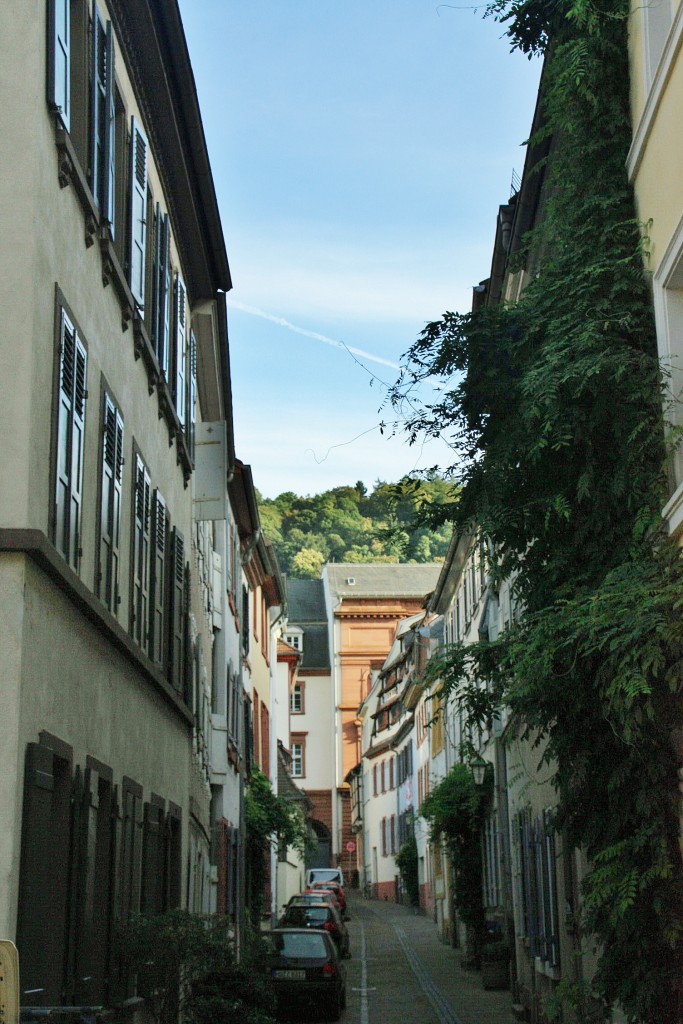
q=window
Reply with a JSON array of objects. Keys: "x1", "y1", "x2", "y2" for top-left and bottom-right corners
[
  {"x1": 389, "y1": 757, "x2": 394, "y2": 790},
  {"x1": 291, "y1": 740, "x2": 304, "y2": 778},
  {"x1": 54, "y1": 305, "x2": 87, "y2": 571},
  {"x1": 290, "y1": 682, "x2": 304, "y2": 714},
  {"x1": 483, "y1": 812, "x2": 501, "y2": 908},
  {"x1": 381, "y1": 760, "x2": 386, "y2": 793},
  {"x1": 381, "y1": 817, "x2": 387, "y2": 857},
  {"x1": 515, "y1": 808, "x2": 561, "y2": 969},
  {"x1": 645, "y1": 0, "x2": 675, "y2": 88},
  {"x1": 390, "y1": 815, "x2": 396, "y2": 856},
  {"x1": 97, "y1": 393, "x2": 123, "y2": 611},
  {"x1": 373, "y1": 763, "x2": 378, "y2": 796}
]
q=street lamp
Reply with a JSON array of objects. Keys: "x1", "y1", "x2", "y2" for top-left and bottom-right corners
[{"x1": 470, "y1": 754, "x2": 488, "y2": 787}]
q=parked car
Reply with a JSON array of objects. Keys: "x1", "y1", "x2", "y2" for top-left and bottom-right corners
[
  {"x1": 263, "y1": 927, "x2": 347, "y2": 1021},
  {"x1": 301, "y1": 886, "x2": 343, "y2": 914},
  {"x1": 278, "y1": 899, "x2": 350, "y2": 959},
  {"x1": 310, "y1": 880, "x2": 347, "y2": 917},
  {"x1": 305, "y1": 867, "x2": 344, "y2": 889}
]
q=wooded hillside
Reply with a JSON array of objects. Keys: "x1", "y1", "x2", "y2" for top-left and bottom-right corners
[{"x1": 258, "y1": 477, "x2": 454, "y2": 578}]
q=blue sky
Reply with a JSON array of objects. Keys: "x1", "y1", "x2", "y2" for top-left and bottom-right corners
[{"x1": 178, "y1": 1, "x2": 541, "y2": 499}]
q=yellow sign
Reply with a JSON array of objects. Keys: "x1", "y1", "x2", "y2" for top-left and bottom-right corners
[{"x1": 0, "y1": 941, "x2": 19, "y2": 1024}]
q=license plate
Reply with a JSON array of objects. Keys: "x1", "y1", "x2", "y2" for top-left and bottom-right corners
[{"x1": 273, "y1": 969, "x2": 306, "y2": 980}]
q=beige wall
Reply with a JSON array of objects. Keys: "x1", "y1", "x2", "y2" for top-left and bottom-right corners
[
  {"x1": 628, "y1": 2, "x2": 683, "y2": 528},
  {"x1": 0, "y1": 556, "x2": 192, "y2": 937}
]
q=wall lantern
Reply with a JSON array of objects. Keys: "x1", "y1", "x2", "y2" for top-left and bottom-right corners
[{"x1": 470, "y1": 754, "x2": 488, "y2": 787}]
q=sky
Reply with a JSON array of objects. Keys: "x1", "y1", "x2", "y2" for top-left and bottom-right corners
[{"x1": 177, "y1": 1, "x2": 541, "y2": 499}]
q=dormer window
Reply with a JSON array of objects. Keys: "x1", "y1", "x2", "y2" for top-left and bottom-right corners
[{"x1": 285, "y1": 628, "x2": 303, "y2": 652}]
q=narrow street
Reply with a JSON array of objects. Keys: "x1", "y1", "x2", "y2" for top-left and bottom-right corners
[{"x1": 280, "y1": 890, "x2": 514, "y2": 1024}]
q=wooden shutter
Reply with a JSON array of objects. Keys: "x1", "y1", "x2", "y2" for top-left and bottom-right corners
[
  {"x1": 141, "y1": 802, "x2": 162, "y2": 914},
  {"x1": 99, "y1": 396, "x2": 123, "y2": 610},
  {"x1": 149, "y1": 489, "x2": 167, "y2": 666},
  {"x1": 173, "y1": 275, "x2": 187, "y2": 426},
  {"x1": 55, "y1": 309, "x2": 76, "y2": 559},
  {"x1": 187, "y1": 329, "x2": 197, "y2": 463},
  {"x1": 103, "y1": 20, "x2": 116, "y2": 228},
  {"x1": 49, "y1": 0, "x2": 71, "y2": 130},
  {"x1": 90, "y1": 8, "x2": 108, "y2": 211},
  {"x1": 159, "y1": 213, "x2": 171, "y2": 379},
  {"x1": 128, "y1": 116, "x2": 148, "y2": 308},
  {"x1": 56, "y1": 310, "x2": 87, "y2": 571},
  {"x1": 150, "y1": 204, "x2": 161, "y2": 356},
  {"x1": 169, "y1": 527, "x2": 185, "y2": 692},
  {"x1": 132, "y1": 455, "x2": 151, "y2": 649}
]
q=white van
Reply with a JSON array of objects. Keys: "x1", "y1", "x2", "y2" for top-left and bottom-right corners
[{"x1": 305, "y1": 867, "x2": 344, "y2": 889}]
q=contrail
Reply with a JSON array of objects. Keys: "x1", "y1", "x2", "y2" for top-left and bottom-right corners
[{"x1": 228, "y1": 299, "x2": 400, "y2": 371}]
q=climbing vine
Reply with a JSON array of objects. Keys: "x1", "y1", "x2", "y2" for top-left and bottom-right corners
[
  {"x1": 391, "y1": 2, "x2": 683, "y2": 1020},
  {"x1": 420, "y1": 764, "x2": 492, "y2": 960}
]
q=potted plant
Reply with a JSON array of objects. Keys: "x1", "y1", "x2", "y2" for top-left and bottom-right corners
[{"x1": 480, "y1": 940, "x2": 510, "y2": 990}]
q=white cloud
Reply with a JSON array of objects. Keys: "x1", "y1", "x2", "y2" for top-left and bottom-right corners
[{"x1": 228, "y1": 300, "x2": 400, "y2": 370}]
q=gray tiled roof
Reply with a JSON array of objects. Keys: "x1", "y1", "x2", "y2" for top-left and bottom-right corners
[
  {"x1": 324, "y1": 563, "x2": 441, "y2": 600},
  {"x1": 286, "y1": 578, "x2": 327, "y2": 623},
  {"x1": 285, "y1": 578, "x2": 330, "y2": 670},
  {"x1": 299, "y1": 623, "x2": 330, "y2": 671}
]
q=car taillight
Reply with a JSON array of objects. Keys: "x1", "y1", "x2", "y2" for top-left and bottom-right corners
[
  {"x1": 324, "y1": 921, "x2": 337, "y2": 933},
  {"x1": 322, "y1": 963, "x2": 337, "y2": 976}
]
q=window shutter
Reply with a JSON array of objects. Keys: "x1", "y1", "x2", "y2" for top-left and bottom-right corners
[
  {"x1": 150, "y1": 205, "x2": 161, "y2": 356},
  {"x1": 100, "y1": 397, "x2": 123, "y2": 606},
  {"x1": 131, "y1": 794, "x2": 144, "y2": 916},
  {"x1": 159, "y1": 213, "x2": 171, "y2": 379},
  {"x1": 128, "y1": 116, "x2": 148, "y2": 308},
  {"x1": 49, "y1": 0, "x2": 71, "y2": 130},
  {"x1": 187, "y1": 329, "x2": 197, "y2": 463},
  {"x1": 56, "y1": 310, "x2": 75, "y2": 559},
  {"x1": 149, "y1": 489, "x2": 167, "y2": 666},
  {"x1": 69, "y1": 336, "x2": 87, "y2": 571},
  {"x1": 132, "y1": 456, "x2": 151, "y2": 649},
  {"x1": 90, "y1": 8, "x2": 107, "y2": 211},
  {"x1": 141, "y1": 803, "x2": 162, "y2": 914},
  {"x1": 169, "y1": 527, "x2": 185, "y2": 692},
  {"x1": 173, "y1": 275, "x2": 187, "y2": 426},
  {"x1": 103, "y1": 20, "x2": 116, "y2": 229}
]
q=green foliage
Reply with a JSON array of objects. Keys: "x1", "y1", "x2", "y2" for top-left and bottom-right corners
[
  {"x1": 420, "y1": 764, "x2": 491, "y2": 946},
  {"x1": 258, "y1": 477, "x2": 453, "y2": 577},
  {"x1": 244, "y1": 769, "x2": 310, "y2": 922},
  {"x1": 395, "y1": 833, "x2": 420, "y2": 906},
  {"x1": 119, "y1": 911, "x2": 275, "y2": 1024},
  {"x1": 392, "y1": 3, "x2": 683, "y2": 1020}
]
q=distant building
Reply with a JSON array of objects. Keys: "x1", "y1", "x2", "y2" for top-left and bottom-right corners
[{"x1": 321, "y1": 564, "x2": 441, "y2": 871}]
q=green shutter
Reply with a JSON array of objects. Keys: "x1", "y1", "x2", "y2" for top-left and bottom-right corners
[{"x1": 128, "y1": 117, "x2": 148, "y2": 308}]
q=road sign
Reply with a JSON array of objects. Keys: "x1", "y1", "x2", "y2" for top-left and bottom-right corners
[{"x1": 346, "y1": 841, "x2": 356, "y2": 853}]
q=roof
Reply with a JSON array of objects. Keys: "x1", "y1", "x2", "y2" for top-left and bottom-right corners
[
  {"x1": 323, "y1": 563, "x2": 442, "y2": 600},
  {"x1": 298, "y1": 623, "x2": 330, "y2": 671},
  {"x1": 286, "y1": 578, "x2": 328, "y2": 622},
  {"x1": 285, "y1": 578, "x2": 330, "y2": 671}
]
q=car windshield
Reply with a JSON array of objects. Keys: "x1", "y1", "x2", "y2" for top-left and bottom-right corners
[
  {"x1": 270, "y1": 932, "x2": 328, "y2": 958},
  {"x1": 285, "y1": 906, "x2": 329, "y2": 926},
  {"x1": 309, "y1": 870, "x2": 341, "y2": 885}
]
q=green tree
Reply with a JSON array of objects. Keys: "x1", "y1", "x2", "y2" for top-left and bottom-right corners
[{"x1": 390, "y1": 3, "x2": 683, "y2": 1019}]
